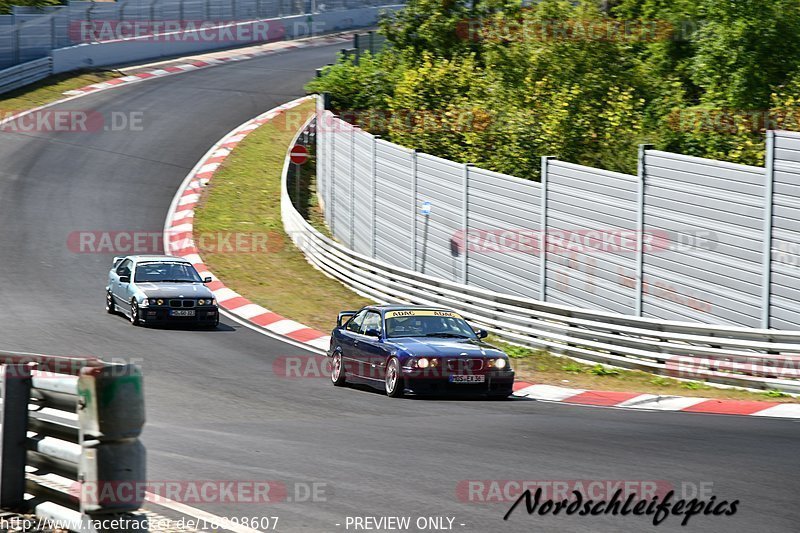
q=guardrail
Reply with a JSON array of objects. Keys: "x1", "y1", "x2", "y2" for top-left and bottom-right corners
[
  {"x1": 0, "y1": 58, "x2": 52, "y2": 95},
  {"x1": 281, "y1": 108, "x2": 800, "y2": 394},
  {"x1": 0, "y1": 353, "x2": 146, "y2": 532}
]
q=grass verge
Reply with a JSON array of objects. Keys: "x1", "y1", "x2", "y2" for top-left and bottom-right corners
[
  {"x1": 194, "y1": 101, "x2": 797, "y2": 404},
  {"x1": 495, "y1": 339, "x2": 798, "y2": 403},
  {"x1": 0, "y1": 70, "x2": 121, "y2": 113},
  {"x1": 193, "y1": 101, "x2": 370, "y2": 332}
]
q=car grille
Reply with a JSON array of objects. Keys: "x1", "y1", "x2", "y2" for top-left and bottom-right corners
[
  {"x1": 446, "y1": 358, "x2": 484, "y2": 372},
  {"x1": 169, "y1": 299, "x2": 196, "y2": 308}
]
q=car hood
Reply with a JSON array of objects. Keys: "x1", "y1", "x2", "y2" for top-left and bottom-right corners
[
  {"x1": 389, "y1": 337, "x2": 506, "y2": 358},
  {"x1": 137, "y1": 283, "x2": 214, "y2": 299}
]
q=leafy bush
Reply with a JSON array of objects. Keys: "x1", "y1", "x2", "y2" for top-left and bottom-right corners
[{"x1": 307, "y1": 0, "x2": 800, "y2": 177}]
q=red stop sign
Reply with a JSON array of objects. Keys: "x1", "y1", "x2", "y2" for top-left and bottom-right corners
[{"x1": 290, "y1": 144, "x2": 308, "y2": 165}]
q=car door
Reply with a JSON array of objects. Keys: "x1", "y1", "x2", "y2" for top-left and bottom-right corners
[
  {"x1": 355, "y1": 310, "x2": 388, "y2": 383},
  {"x1": 338, "y1": 309, "x2": 367, "y2": 376},
  {"x1": 112, "y1": 259, "x2": 133, "y2": 305}
]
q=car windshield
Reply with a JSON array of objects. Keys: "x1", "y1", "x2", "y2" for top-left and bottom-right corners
[
  {"x1": 385, "y1": 310, "x2": 477, "y2": 339},
  {"x1": 134, "y1": 262, "x2": 202, "y2": 283}
]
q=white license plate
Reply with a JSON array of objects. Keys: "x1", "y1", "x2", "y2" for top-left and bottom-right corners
[
  {"x1": 170, "y1": 309, "x2": 195, "y2": 317},
  {"x1": 449, "y1": 375, "x2": 486, "y2": 383}
]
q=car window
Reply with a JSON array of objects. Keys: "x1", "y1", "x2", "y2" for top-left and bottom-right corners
[
  {"x1": 345, "y1": 310, "x2": 367, "y2": 333},
  {"x1": 385, "y1": 314, "x2": 476, "y2": 339},
  {"x1": 359, "y1": 311, "x2": 382, "y2": 336},
  {"x1": 134, "y1": 262, "x2": 202, "y2": 283},
  {"x1": 116, "y1": 259, "x2": 132, "y2": 277}
]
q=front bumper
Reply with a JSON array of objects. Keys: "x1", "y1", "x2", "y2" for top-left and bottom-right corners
[
  {"x1": 402, "y1": 369, "x2": 515, "y2": 396},
  {"x1": 139, "y1": 306, "x2": 219, "y2": 326}
]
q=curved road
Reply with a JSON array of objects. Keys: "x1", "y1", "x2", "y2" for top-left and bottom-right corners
[{"x1": 0, "y1": 43, "x2": 798, "y2": 533}]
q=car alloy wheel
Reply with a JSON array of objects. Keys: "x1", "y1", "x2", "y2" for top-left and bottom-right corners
[
  {"x1": 385, "y1": 357, "x2": 404, "y2": 398},
  {"x1": 331, "y1": 352, "x2": 347, "y2": 386},
  {"x1": 106, "y1": 291, "x2": 116, "y2": 314},
  {"x1": 130, "y1": 300, "x2": 140, "y2": 326}
]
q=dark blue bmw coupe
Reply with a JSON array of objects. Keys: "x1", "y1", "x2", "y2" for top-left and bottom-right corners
[{"x1": 328, "y1": 305, "x2": 515, "y2": 398}]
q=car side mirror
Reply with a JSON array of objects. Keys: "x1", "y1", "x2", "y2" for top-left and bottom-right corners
[
  {"x1": 204, "y1": 277, "x2": 212, "y2": 283},
  {"x1": 365, "y1": 328, "x2": 381, "y2": 338},
  {"x1": 119, "y1": 276, "x2": 130, "y2": 283},
  {"x1": 475, "y1": 329, "x2": 488, "y2": 339}
]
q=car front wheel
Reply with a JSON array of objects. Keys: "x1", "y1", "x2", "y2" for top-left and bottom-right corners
[
  {"x1": 130, "y1": 300, "x2": 140, "y2": 326},
  {"x1": 331, "y1": 352, "x2": 346, "y2": 386},
  {"x1": 385, "y1": 357, "x2": 404, "y2": 398}
]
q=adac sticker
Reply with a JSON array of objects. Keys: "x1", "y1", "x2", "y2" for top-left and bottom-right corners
[{"x1": 385, "y1": 310, "x2": 463, "y2": 319}]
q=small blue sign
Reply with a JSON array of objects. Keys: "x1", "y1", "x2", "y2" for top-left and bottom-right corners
[{"x1": 421, "y1": 201, "x2": 432, "y2": 216}]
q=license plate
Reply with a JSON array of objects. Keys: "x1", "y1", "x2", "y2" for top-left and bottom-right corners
[
  {"x1": 449, "y1": 375, "x2": 486, "y2": 383},
  {"x1": 170, "y1": 309, "x2": 195, "y2": 317}
]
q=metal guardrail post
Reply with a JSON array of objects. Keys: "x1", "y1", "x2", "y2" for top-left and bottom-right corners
[
  {"x1": 635, "y1": 144, "x2": 652, "y2": 317},
  {"x1": 539, "y1": 156, "x2": 553, "y2": 301},
  {"x1": 462, "y1": 163, "x2": 472, "y2": 285},
  {"x1": 0, "y1": 363, "x2": 32, "y2": 509},
  {"x1": 77, "y1": 364, "x2": 146, "y2": 514},
  {"x1": 411, "y1": 149, "x2": 418, "y2": 271},
  {"x1": 762, "y1": 131, "x2": 776, "y2": 329}
]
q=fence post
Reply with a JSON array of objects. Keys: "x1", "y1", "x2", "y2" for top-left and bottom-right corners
[
  {"x1": 539, "y1": 156, "x2": 553, "y2": 301},
  {"x1": 12, "y1": 25, "x2": 20, "y2": 66},
  {"x1": 411, "y1": 150, "x2": 418, "y2": 271},
  {"x1": 349, "y1": 124, "x2": 356, "y2": 249},
  {"x1": 330, "y1": 115, "x2": 337, "y2": 235},
  {"x1": 371, "y1": 135, "x2": 379, "y2": 258},
  {"x1": 635, "y1": 144, "x2": 652, "y2": 317},
  {"x1": 762, "y1": 131, "x2": 776, "y2": 328},
  {"x1": 462, "y1": 163, "x2": 472, "y2": 285},
  {"x1": 0, "y1": 363, "x2": 32, "y2": 509}
]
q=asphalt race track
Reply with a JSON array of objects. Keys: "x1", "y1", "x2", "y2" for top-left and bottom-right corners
[{"x1": 0, "y1": 42, "x2": 798, "y2": 533}]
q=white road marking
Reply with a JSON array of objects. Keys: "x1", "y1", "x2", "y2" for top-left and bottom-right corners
[{"x1": 145, "y1": 492, "x2": 264, "y2": 533}]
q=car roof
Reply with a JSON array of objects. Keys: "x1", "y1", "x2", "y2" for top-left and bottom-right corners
[{"x1": 129, "y1": 255, "x2": 190, "y2": 263}]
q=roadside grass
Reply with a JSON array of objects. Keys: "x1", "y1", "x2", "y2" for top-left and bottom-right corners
[
  {"x1": 193, "y1": 100, "x2": 370, "y2": 332},
  {"x1": 194, "y1": 101, "x2": 798, "y2": 404},
  {"x1": 496, "y1": 339, "x2": 799, "y2": 403},
  {"x1": 0, "y1": 70, "x2": 121, "y2": 112}
]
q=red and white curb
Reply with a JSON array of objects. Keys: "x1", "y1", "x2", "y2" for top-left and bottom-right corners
[
  {"x1": 163, "y1": 96, "x2": 331, "y2": 353},
  {"x1": 62, "y1": 33, "x2": 353, "y2": 97},
  {"x1": 513, "y1": 382, "x2": 800, "y2": 418}
]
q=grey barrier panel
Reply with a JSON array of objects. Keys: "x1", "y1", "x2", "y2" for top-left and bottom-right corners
[
  {"x1": 414, "y1": 153, "x2": 465, "y2": 282},
  {"x1": 466, "y1": 166, "x2": 541, "y2": 299},
  {"x1": 642, "y1": 150, "x2": 767, "y2": 327},
  {"x1": 374, "y1": 138, "x2": 414, "y2": 269},
  {"x1": 545, "y1": 161, "x2": 639, "y2": 314},
  {"x1": 324, "y1": 111, "x2": 334, "y2": 227},
  {"x1": 332, "y1": 119, "x2": 354, "y2": 244},
  {"x1": 352, "y1": 128, "x2": 374, "y2": 255},
  {"x1": 770, "y1": 131, "x2": 800, "y2": 329}
]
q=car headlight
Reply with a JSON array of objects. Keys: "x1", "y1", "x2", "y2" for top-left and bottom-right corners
[
  {"x1": 488, "y1": 358, "x2": 508, "y2": 369},
  {"x1": 417, "y1": 357, "x2": 430, "y2": 369},
  {"x1": 198, "y1": 299, "x2": 205, "y2": 306},
  {"x1": 156, "y1": 298, "x2": 164, "y2": 306},
  {"x1": 141, "y1": 298, "x2": 149, "y2": 307}
]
